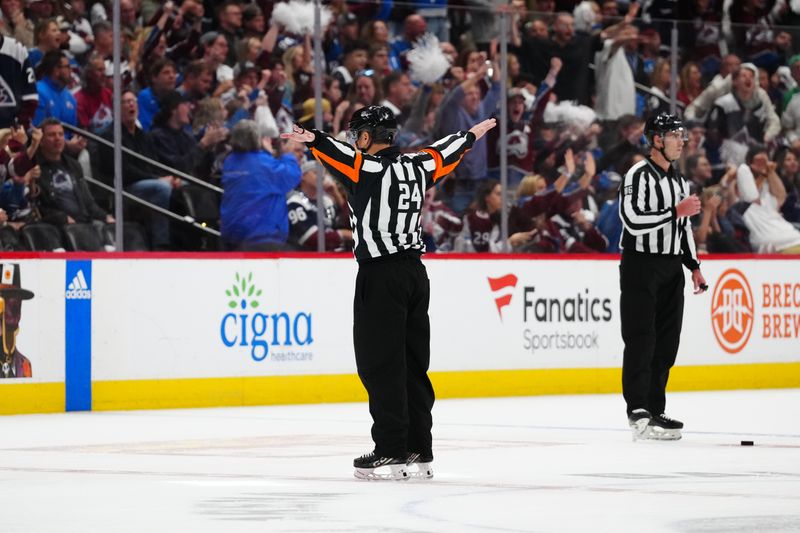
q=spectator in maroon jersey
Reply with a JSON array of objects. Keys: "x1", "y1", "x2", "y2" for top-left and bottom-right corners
[
  {"x1": 456, "y1": 180, "x2": 536, "y2": 252},
  {"x1": 422, "y1": 185, "x2": 463, "y2": 252},
  {"x1": 75, "y1": 53, "x2": 112, "y2": 133}
]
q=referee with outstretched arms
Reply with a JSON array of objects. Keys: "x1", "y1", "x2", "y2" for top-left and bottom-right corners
[
  {"x1": 282, "y1": 106, "x2": 496, "y2": 480},
  {"x1": 618, "y1": 113, "x2": 708, "y2": 441}
]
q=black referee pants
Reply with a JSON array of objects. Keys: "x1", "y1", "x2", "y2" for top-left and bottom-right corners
[
  {"x1": 620, "y1": 251, "x2": 685, "y2": 417},
  {"x1": 353, "y1": 254, "x2": 434, "y2": 459}
]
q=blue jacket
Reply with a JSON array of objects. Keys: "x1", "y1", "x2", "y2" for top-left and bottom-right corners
[
  {"x1": 137, "y1": 87, "x2": 159, "y2": 132},
  {"x1": 221, "y1": 150, "x2": 301, "y2": 246},
  {"x1": 33, "y1": 77, "x2": 77, "y2": 127}
]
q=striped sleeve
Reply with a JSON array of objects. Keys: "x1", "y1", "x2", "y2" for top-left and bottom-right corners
[
  {"x1": 680, "y1": 210, "x2": 700, "y2": 271},
  {"x1": 619, "y1": 164, "x2": 676, "y2": 236},
  {"x1": 307, "y1": 131, "x2": 362, "y2": 191},
  {"x1": 418, "y1": 131, "x2": 476, "y2": 188}
]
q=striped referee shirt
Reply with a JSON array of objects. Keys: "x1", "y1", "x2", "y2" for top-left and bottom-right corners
[
  {"x1": 618, "y1": 157, "x2": 700, "y2": 271},
  {"x1": 306, "y1": 129, "x2": 475, "y2": 261}
]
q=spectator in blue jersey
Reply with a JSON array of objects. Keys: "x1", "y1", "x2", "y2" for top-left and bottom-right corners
[
  {"x1": 33, "y1": 50, "x2": 86, "y2": 156},
  {"x1": 136, "y1": 58, "x2": 178, "y2": 132},
  {"x1": 0, "y1": 35, "x2": 39, "y2": 129},
  {"x1": 220, "y1": 120, "x2": 301, "y2": 250}
]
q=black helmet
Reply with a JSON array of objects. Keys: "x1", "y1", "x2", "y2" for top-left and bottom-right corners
[
  {"x1": 347, "y1": 105, "x2": 397, "y2": 145},
  {"x1": 644, "y1": 113, "x2": 686, "y2": 146}
]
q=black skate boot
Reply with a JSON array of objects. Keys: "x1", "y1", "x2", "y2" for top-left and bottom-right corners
[
  {"x1": 647, "y1": 413, "x2": 683, "y2": 440},
  {"x1": 628, "y1": 408, "x2": 652, "y2": 441},
  {"x1": 353, "y1": 452, "x2": 409, "y2": 480},
  {"x1": 406, "y1": 452, "x2": 434, "y2": 480}
]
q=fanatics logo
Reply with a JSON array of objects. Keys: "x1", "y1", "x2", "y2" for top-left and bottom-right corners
[
  {"x1": 488, "y1": 274, "x2": 518, "y2": 321},
  {"x1": 710, "y1": 269, "x2": 754, "y2": 354}
]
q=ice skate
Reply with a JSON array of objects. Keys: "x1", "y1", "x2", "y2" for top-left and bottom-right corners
[
  {"x1": 406, "y1": 452, "x2": 434, "y2": 480},
  {"x1": 353, "y1": 452, "x2": 409, "y2": 480},
  {"x1": 644, "y1": 413, "x2": 683, "y2": 440},
  {"x1": 628, "y1": 408, "x2": 652, "y2": 441}
]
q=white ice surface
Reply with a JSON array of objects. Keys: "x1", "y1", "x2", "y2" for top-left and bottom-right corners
[{"x1": 1, "y1": 389, "x2": 799, "y2": 533}]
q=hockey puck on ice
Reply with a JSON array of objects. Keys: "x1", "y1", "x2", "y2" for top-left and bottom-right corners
[{"x1": 740, "y1": 440, "x2": 754, "y2": 446}]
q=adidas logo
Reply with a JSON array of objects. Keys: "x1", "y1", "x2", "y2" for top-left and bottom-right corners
[{"x1": 65, "y1": 269, "x2": 91, "y2": 300}]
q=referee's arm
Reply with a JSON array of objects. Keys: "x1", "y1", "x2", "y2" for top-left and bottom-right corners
[
  {"x1": 305, "y1": 130, "x2": 365, "y2": 191},
  {"x1": 680, "y1": 216, "x2": 701, "y2": 271},
  {"x1": 418, "y1": 131, "x2": 476, "y2": 189},
  {"x1": 619, "y1": 166, "x2": 676, "y2": 236}
]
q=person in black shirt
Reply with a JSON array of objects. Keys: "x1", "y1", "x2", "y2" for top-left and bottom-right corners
[
  {"x1": 34, "y1": 118, "x2": 113, "y2": 227},
  {"x1": 97, "y1": 90, "x2": 177, "y2": 249},
  {"x1": 282, "y1": 106, "x2": 496, "y2": 480}
]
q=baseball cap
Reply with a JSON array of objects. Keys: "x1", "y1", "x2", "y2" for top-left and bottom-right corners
[{"x1": 299, "y1": 98, "x2": 331, "y2": 123}]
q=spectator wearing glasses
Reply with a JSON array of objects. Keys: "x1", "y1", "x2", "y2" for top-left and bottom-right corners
[
  {"x1": 33, "y1": 51, "x2": 86, "y2": 156},
  {"x1": 98, "y1": 90, "x2": 176, "y2": 250}
]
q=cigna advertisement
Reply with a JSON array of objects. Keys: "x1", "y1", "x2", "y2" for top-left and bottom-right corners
[
  {"x1": 218, "y1": 271, "x2": 314, "y2": 362},
  {"x1": 91, "y1": 259, "x2": 355, "y2": 380}
]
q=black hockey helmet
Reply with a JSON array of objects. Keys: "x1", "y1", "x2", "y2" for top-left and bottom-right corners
[
  {"x1": 644, "y1": 113, "x2": 687, "y2": 146},
  {"x1": 347, "y1": 105, "x2": 397, "y2": 146}
]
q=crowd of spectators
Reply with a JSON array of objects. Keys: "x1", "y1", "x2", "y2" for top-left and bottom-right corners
[{"x1": 1, "y1": 0, "x2": 800, "y2": 254}]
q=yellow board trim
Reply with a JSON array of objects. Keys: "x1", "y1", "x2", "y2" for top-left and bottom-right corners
[
  {"x1": 0, "y1": 383, "x2": 65, "y2": 414},
  {"x1": 88, "y1": 362, "x2": 800, "y2": 412},
  {"x1": 3, "y1": 363, "x2": 799, "y2": 414}
]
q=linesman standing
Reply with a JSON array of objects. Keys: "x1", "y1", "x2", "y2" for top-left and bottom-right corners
[
  {"x1": 618, "y1": 113, "x2": 707, "y2": 441},
  {"x1": 282, "y1": 106, "x2": 496, "y2": 479}
]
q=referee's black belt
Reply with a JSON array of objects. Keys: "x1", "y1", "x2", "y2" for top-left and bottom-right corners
[
  {"x1": 358, "y1": 250, "x2": 423, "y2": 265},
  {"x1": 621, "y1": 250, "x2": 682, "y2": 261}
]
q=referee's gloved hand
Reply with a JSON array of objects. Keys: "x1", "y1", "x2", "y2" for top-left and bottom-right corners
[
  {"x1": 676, "y1": 195, "x2": 701, "y2": 218},
  {"x1": 281, "y1": 124, "x2": 315, "y2": 143}
]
